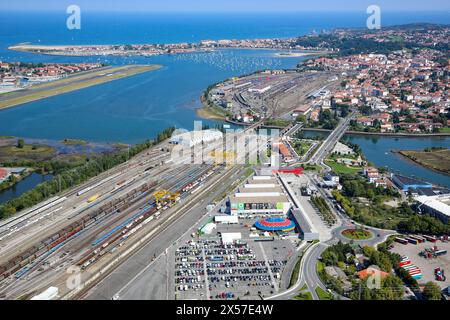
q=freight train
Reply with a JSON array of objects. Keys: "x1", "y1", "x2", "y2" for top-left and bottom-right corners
[{"x1": 0, "y1": 181, "x2": 157, "y2": 282}]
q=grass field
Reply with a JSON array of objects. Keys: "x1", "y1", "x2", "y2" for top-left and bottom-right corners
[
  {"x1": 61, "y1": 139, "x2": 88, "y2": 145},
  {"x1": 0, "y1": 65, "x2": 161, "y2": 110},
  {"x1": 293, "y1": 291, "x2": 313, "y2": 300},
  {"x1": 398, "y1": 148, "x2": 450, "y2": 175},
  {"x1": 315, "y1": 286, "x2": 333, "y2": 300},
  {"x1": 195, "y1": 106, "x2": 227, "y2": 120},
  {"x1": 317, "y1": 260, "x2": 325, "y2": 273},
  {"x1": 325, "y1": 159, "x2": 362, "y2": 175},
  {"x1": 0, "y1": 144, "x2": 56, "y2": 160},
  {"x1": 302, "y1": 164, "x2": 322, "y2": 172},
  {"x1": 291, "y1": 140, "x2": 312, "y2": 156},
  {"x1": 289, "y1": 257, "x2": 302, "y2": 288}
]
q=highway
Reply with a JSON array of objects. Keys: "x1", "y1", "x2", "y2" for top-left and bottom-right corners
[
  {"x1": 265, "y1": 110, "x2": 395, "y2": 300},
  {"x1": 308, "y1": 112, "x2": 356, "y2": 167}
]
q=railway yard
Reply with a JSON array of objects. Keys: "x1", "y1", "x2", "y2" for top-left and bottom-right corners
[
  {"x1": 206, "y1": 70, "x2": 335, "y2": 122},
  {"x1": 0, "y1": 120, "x2": 278, "y2": 300},
  {"x1": 85, "y1": 169, "x2": 304, "y2": 301},
  {"x1": 0, "y1": 67, "x2": 350, "y2": 301},
  {"x1": 0, "y1": 134, "x2": 245, "y2": 299}
]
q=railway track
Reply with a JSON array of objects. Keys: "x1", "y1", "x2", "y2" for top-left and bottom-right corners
[
  {"x1": 0, "y1": 163, "x2": 219, "y2": 299},
  {"x1": 72, "y1": 164, "x2": 243, "y2": 300}
]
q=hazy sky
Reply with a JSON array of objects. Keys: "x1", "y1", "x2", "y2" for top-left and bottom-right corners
[{"x1": 1, "y1": 0, "x2": 449, "y2": 12}]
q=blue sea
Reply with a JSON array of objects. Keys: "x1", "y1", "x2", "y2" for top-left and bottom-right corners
[
  {"x1": 0, "y1": 11, "x2": 448, "y2": 143},
  {"x1": 0, "y1": 11, "x2": 449, "y2": 187}
]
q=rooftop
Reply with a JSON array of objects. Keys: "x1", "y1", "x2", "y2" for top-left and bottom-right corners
[
  {"x1": 393, "y1": 174, "x2": 432, "y2": 187},
  {"x1": 415, "y1": 195, "x2": 450, "y2": 217}
]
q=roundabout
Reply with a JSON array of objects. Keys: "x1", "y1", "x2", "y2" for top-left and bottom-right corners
[{"x1": 341, "y1": 228, "x2": 373, "y2": 240}]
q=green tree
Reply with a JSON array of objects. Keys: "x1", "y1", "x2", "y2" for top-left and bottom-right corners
[
  {"x1": 296, "y1": 114, "x2": 307, "y2": 124},
  {"x1": 17, "y1": 139, "x2": 25, "y2": 149},
  {"x1": 423, "y1": 282, "x2": 442, "y2": 300}
]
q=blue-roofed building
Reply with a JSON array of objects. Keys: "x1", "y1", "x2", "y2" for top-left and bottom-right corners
[{"x1": 391, "y1": 174, "x2": 432, "y2": 192}]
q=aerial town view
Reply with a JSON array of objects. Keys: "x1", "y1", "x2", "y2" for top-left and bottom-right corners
[{"x1": 0, "y1": 0, "x2": 449, "y2": 314}]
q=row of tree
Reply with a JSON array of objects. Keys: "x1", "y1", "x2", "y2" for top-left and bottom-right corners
[{"x1": 0, "y1": 127, "x2": 175, "y2": 219}]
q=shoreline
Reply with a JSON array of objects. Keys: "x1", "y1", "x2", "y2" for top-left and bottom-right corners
[
  {"x1": 0, "y1": 64, "x2": 161, "y2": 110},
  {"x1": 9, "y1": 43, "x2": 327, "y2": 58},
  {"x1": 395, "y1": 149, "x2": 450, "y2": 176}
]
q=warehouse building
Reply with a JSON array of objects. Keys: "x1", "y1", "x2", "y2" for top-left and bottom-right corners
[
  {"x1": 248, "y1": 85, "x2": 271, "y2": 94},
  {"x1": 229, "y1": 176, "x2": 291, "y2": 216},
  {"x1": 290, "y1": 208, "x2": 320, "y2": 241},
  {"x1": 415, "y1": 194, "x2": 450, "y2": 224},
  {"x1": 391, "y1": 174, "x2": 432, "y2": 192},
  {"x1": 170, "y1": 129, "x2": 223, "y2": 147},
  {"x1": 278, "y1": 175, "x2": 320, "y2": 241}
]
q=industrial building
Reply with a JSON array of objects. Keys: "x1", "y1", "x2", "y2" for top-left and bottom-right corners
[
  {"x1": 290, "y1": 208, "x2": 320, "y2": 241},
  {"x1": 248, "y1": 85, "x2": 271, "y2": 94},
  {"x1": 214, "y1": 215, "x2": 239, "y2": 224},
  {"x1": 278, "y1": 175, "x2": 320, "y2": 241},
  {"x1": 274, "y1": 143, "x2": 294, "y2": 163},
  {"x1": 415, "y1": 194, "x2": 450, "y2": 224},
  {"x1": 291, "y1": 105, "x2": 312, "y2": 117},
  {"x1": 391, "y1": 174, "x2": 432, "y2": 192},
  {"x1": 169, "y1": 129, "x2": 223, "y2": 147},
  {"x1": 229, "y1": 176, "x2": 291, "y2": 216}
]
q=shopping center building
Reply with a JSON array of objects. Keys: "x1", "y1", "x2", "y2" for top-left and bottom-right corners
[{"x1": 229, "y1": 176, "x2": 291, "y2": 216}]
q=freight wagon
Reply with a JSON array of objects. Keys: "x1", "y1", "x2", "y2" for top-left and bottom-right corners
[
  {"x1": 395, "y1": 237, "x2": 408, "y2": 245},
  {"x1": 0, "y1": 181, "x2": 157, "y2": 281},
  {"x1": 409, "y1": 235, "x2": 424, "y2": 243},
  {"x1": 423, "y1": 235, "x2": 437, "y2": 242},
  {"x1": 399, "y1": 260, "x2": 411, "y2": 267}
]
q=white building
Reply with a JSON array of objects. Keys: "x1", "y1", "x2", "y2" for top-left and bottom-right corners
[
  {"x1": 229, "y1": 176, "x2": 291, "y2": 216},
  {"x1": 170, "y1": 129, "x2": 223, "y2": 147},
  {"x1": 214, "y1": 215, "x2": 239, "y2": 224},
  {"x1": 248, "y1": 85, "x2": 271, "y2": 94},
  {"x1": 31, "y1": 287, "x2": 59, "y2": 300},
  {"x1": 221, "y1": 232, "x2": 242, "y2": 244},
  {"x1": 415, "y1": 194, "x2": 450, "y2": 224}
]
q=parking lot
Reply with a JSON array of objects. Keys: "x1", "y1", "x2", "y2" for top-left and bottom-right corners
[
  {"x1": 173, "y1": 214, "x2": 300, "y2": 300},
  {"x1": 391, "y1": 240, "x2": 450, "y2": 289}
]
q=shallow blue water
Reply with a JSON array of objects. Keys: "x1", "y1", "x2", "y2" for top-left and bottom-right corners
[
  {"x1": 0, "y1": 11, "x2": 448, "y2": 188},
  {"x1": 0, "y1": 11, "x2": 448, "y2": 143},
  {"x1": 302, "y1": 130, "x2": 450, "y2": 188},
  {"x1": 0, "y1": 172, "x2": 53, "y2": 204}
]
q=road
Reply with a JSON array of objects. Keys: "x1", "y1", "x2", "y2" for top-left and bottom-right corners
[
  {"x1": 308, "y1": 112, "x2": 356, "y2": 167},
  {"x1": 266, "y1": 111, "x2": 395, "y2": 301}
]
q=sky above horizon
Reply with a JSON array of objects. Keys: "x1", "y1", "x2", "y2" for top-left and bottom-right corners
[{"x1": 1, "y1": 0, "x2": 449, "y2": 12}]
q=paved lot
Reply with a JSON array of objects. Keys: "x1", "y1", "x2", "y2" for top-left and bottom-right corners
[
  {"x1": 391, "y1": 240, "x2": 450, "y2": 289},
  {"x1": 173, "y1": 213, "x2": 299, "y2": 300}
]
